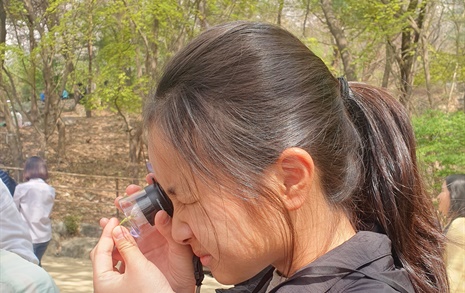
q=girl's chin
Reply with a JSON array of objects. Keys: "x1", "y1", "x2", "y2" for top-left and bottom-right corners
[{"x1": 209, "y1": 269, "x2": 256, "y2": 286}]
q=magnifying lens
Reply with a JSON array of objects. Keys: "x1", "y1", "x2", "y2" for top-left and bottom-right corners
[{"x1": 118, "y1": 180, "x2": 173, "y2": 237}]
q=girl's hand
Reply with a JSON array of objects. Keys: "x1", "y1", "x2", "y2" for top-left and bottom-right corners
[
  {"x1": 92, "y1": 173, "x2": 196, "y2": 293},
  {"x1": 90, "y1": 217, "x2": 174, "y2": 293}
]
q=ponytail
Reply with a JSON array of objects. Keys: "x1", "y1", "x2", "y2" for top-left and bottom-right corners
[{"x1": 341, "y1": 81, "x2": 449, "y2": 293}]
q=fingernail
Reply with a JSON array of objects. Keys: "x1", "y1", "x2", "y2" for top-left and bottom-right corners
[
  {"x1": 160, "y1": 211, "x2": 170, "y2": 225},
  {"x1": 113, "y1": 226, "x2": 126, "y2": 240}
]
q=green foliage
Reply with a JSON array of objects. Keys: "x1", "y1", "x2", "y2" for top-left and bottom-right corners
[
  {"x1": 415, "y1": 49, "x2": 465, "y2": 86},
  {"x1": 342, "y1": 0, "x2": 407, "y2": 34},
  {"x1": 2, "y1": 0, "x2": 464, "y2": 186},
  {"x1": 413, "y1": 110, "x2": 465, "y2": 190},
  {"x1": 63, "y1": 214, "x2": 81, "y2": 236}
]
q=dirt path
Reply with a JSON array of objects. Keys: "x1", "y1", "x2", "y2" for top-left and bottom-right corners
[
  {"x1": 42, "y1": 255, "x2": 93, "y2": 293},
  {"x1": 42, "y1": 255, "x2": 231, "y2": 292}
]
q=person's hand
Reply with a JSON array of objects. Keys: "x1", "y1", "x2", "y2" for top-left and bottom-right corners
[
  {"x1": 90, "y1": 217, "x2": 174, "y2": 293},
  {"x1": 100, "y1": 174, "x2": 196, "y2": 293}
]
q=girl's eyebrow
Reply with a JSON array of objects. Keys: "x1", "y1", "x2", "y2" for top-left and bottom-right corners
[{"x1": 156, "y1": 179, "x2": 177, "y2": 197}]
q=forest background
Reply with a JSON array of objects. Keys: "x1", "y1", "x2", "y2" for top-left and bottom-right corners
[{"x1": 0, "y1": 0, "x2": 464, "y2": 225}]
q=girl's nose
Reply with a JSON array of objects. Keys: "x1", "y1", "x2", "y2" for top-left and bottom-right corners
[{"x1": 171, "y1": 217, "x2": 194, "y2": 245}]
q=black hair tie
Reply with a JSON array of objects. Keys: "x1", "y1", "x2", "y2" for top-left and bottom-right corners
[{"x1": 337, "y1": 76, "x2": 352, "y2": 100}]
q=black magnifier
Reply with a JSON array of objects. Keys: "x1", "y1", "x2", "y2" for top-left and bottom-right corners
[
  {"x1": 119, "y1": 179, "x2": 173, "y2": 236},
  {"x1": 118, "y1": 179, "x2": 204, "y2": 291}
]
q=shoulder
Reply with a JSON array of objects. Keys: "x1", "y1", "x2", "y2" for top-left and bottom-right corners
[
  {"x1": 449, "y1": 217, "x2": 465, "y2": 228},
  {"x1": 339, "y1": 278, "x2": 408, "y2": 292},
  {"x1": 0, "y1": 250, "x2": 59, "y2": 292},
  {"x1": 18, "y1": 179, "x2": 52, "y2": 189},
  {"x1": 273, "y1": 269, "x2": 414, "y2": 293},
  {"x1": 446, "y1": 217, "x2": 465, "y2": 248},
  {"x1": 14, "y1": 180, "x2": 54, "y2": 199},
  {"x1": 16, "y1": 180, "x2": 33, "y2": 188},
  {"x1": 447, "y1": 218, "x2": 465, "y2": 238},
  {"x1": 13, "y1": 181, "x2": 33, "y2": 195},
  {"x1": 273, "y1": 232, "x2": 414, "y2": 293}
]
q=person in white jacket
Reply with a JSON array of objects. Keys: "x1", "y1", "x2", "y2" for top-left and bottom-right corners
[
  {"x1": 14, "y1": 156, "x2": 55, "y2": 266},
  {"x1": 0, "y1": 180, "x2": 38, "y2": 264},
  {"x1": 0, "y1": 180, "x2": 59, "y2": 292}
]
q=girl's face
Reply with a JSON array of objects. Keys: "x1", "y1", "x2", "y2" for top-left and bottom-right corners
[
  {"x1": 148, "y1": 128, "x2": 288, "y2": 285},
  {"x1": 437, "y1": 181, "x2": 450, "y2": 216}
]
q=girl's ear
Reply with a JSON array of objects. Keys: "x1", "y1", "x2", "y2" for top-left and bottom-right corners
[{"x1": 275, "y1": 147, "x2": 315, "y2": 211}]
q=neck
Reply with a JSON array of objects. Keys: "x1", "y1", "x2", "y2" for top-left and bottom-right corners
[{"x1": 274, "y1": 200, "x2": 355, "y2": 277}]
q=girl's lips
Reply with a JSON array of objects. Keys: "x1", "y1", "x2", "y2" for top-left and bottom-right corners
[{"x1": 199, "y1": 254, "x2": 213, "y2": 267}]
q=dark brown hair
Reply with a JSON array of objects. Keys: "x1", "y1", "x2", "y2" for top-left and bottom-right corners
[
  {"x1": 445, "y1": 174, "x2": 465, "y2": 219},
  {"x1": 23, "y1": 156, "x2": 49, "y2": 181},
  {"x1": 144, "y1": 21, "x2": 448, "y2": 292}
]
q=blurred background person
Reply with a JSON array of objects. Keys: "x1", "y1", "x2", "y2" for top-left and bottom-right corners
[
  {"x1": 438, "y1": 174, "x2": 465, "y2": 293},
  {"x1": 14, "y1": 156, "x2": 56, "y2": 266}
]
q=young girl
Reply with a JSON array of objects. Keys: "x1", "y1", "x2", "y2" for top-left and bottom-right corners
[
  {"x1": 14, "y1": 156, "x2": 55, "y2": 266},
  {"x1": 438, "y1": 174, "x2": 465, "y2": 293},
  {"x1": 91, "y1": 22, "x2": 448, "y2": 293}
]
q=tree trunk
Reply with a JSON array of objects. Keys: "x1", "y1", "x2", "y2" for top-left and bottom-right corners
[
  {"x1": 462, "y1": 91, "x2": 465, "y2": 114},
  {"x1": 398, "y1": 0, "x2": 426, "y2": 110},
  {"x1": 421, "y1": 36, "x2": 433, "y2": 108},
  {"x1": 57, "y1": 118, "x2": 66, "y2": 163},
  {"x1": 447, "y1": 63, "x2": 458, "y2": 112},
  {"x1": 197, "y1": 0, "x2": 207, "y2": 30},
  {"x1": 0, "y1": 1, "x2": 23, "y2": 169},
  {"x1": 148, "y1": 18, "x2": 159, "y2": 80},
  {"x1": 320, "y1": 0, "x2": 357, "y2": 81},
  {"x1": 277, "y1": 0, "x2": 284, "y2": 26},
  {"x1": 128, "y1": 121, "x2": 142, "y2": 185},
  {"x1": 28, "y1": 25, "x2": 38, "y2": 123},
  {"x1": 41, "y1": 70, "x2": 55, "y2": 158},
  {"x1": 23, "y1": 0, "x2": 60, "y2": 158},
  {"x1": 302, "y1": 0, "x2": 311, "y2": 37},
  {"x1": 86, "y1": 0, "x2": 94, "y2": 118},
  {"x1": 382, "y1": 40, "x2": 393, "y2": 88},
  {"x1": 0, "y1": 101, "x2": 24, "y2": 169}
]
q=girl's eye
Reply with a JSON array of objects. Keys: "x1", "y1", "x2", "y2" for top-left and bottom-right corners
[
  {"x1": 178, "y1": 199, "x2": 198, "y2": 206},
  {"x1": 172, "y1": 196, "x2": 197, "y2": 206}
]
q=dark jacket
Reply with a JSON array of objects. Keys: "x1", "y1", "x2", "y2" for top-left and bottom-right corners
[
  {"x1": 0, "y1": 170, "x2": 16, "y2": 196},
  {"x1": 217, "y1": 231, "x2": 414, "y2": 293}
]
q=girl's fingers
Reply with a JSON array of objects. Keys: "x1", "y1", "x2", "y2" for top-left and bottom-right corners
[
  {"x1": 117, "y1": 174, "x2": 157, "y2": 209},
  {"x1": 111, "y1": 225, "x2": 147, "y2": 271},
  {"x1": 91, "y1": 218, "x2": 120, "y2": 277},
  {"x1": 115, "y1": 184, "x2": 143, "y2": 210},
  {"x1": 145, "y1": 173, "x2": 156, "y2": 185},
  {"x1": 99, "y1": 217, "x2": 110, "y2": 229},
  {"x1": 125, "y1": 184, "x2": 143, "y2": 195}
]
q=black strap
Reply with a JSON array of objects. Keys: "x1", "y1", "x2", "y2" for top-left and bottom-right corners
[
  {"x1": 251, "y1": 267, "x2": 275, "y2": 293},
  {"x1": 348, "y1": 269, "x2": 410, "y2": 293},
  {"x1": 193, "y1": 255, "x2": 204, "y2": 290},
  {"x1": 295, "y1": 266, "x2": 410, "y2": 293}
]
